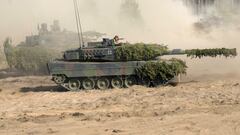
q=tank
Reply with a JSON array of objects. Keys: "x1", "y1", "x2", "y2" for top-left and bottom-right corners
[
  {"x1": 47, "y1": 38, "x2": 237, "y2": 91},
  {"x1": 49, "y1": 38, "x2": 146, "y2": 91}
]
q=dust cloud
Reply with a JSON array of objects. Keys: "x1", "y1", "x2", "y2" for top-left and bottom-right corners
[
  {"x1": 0, "y1": 0, "x2": 240, "y2": 79},
  {"x1": 1, "y1": 0, "x2": 238, "y2": 47},
  {"x1": 0, "y1": 0, "x2": 205, "y2": 47},
  {"x1": 181, "y1": 0, "x2": 240, "y2": 80}
]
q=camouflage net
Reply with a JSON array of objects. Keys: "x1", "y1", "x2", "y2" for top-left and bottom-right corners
[
  {"x1": 136, "y1": 58, "x2": 187, "y2": 82},
  {"x1": 115, "y1": 44, "x2": 237, "y2": 61},
  {"x1": 115, "y1": 43, "x2": 168, "y2": 61},
  {"x1": 185, "y1": 48, "x2": 237, "y2": 58},
  {"x1": 3, "y1": 38, "x2": 58, "y2": 74}
]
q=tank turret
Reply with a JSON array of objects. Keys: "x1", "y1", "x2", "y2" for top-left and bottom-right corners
[
  {"x1": 63, "y1": 37, "x2": 237, "y2": 62},
  {"x1": 62, "y1": 38, "x2": 188, "y2": 62}
]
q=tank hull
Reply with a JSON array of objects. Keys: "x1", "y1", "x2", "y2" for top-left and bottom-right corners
[
  {"x1": 47, "y1": 61, "x2": 178, "y2": 91},
  {"x1": 48, "y1": 61, "x2": 145, "y2": 77}
]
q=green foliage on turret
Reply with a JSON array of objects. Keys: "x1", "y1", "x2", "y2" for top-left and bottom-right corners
[
  {"x1": 115, "y1": 43, "x2": 168, "y2": 61},
  {"x1": 186, "y1": 48, "x2": 237, "y2": 58},
  {"x1": 3, "y1": 38, "x2": 58, "y2": 74},
  {"x1": 115, "y1": 44, "x2": 237, "y2": 61},
  {"x1": 136, "y1": 58, "x2": 187, "y2": 82}
]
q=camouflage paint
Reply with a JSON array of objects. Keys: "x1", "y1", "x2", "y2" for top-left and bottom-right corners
[{"x1": 48, "y1": 61, "x2": 146, "y2": 78}]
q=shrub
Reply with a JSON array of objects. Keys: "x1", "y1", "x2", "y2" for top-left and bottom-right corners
[
  {"x1": 3, "y1": 38, "x2": 59, "y2": 74},
  {"x1": 136, "y1": 58, "x2": 187, "y2": 81}
]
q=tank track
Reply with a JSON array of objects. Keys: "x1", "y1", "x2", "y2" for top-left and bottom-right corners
[
  {"x1": 60, "y1": 83, "x2": 73, "y2": 91},
  {"x1": 54, "y1": 75, "x2": 180, "y2": 91},
  {"x1": 54, "y1": 75, "x2": 140, "y2": 91}
]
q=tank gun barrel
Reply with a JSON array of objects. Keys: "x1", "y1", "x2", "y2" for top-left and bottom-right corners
[{"x1": 165, "y1": 48, "x2": 237, "y2": 58}]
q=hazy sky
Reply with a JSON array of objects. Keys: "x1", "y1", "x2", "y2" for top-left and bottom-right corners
[
  {"x1": 0, "y1": 0, "x2": 129, "y2": 43},
  {"x1": 0, "y1": 0, "x2": 196, "y2": 46},
  {"x1": 1, "y1": 0, "x2": 240, "y2": 75},
  {"x1": 0, "y1": 0, "x2": 240, "y2": 50},
  {"x1": 0, "y1": 0, "x2": 77, "y2": 44}
]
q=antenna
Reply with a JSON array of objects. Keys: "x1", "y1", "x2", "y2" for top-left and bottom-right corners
[{"x1": 73, "y1": 0, "x2": 84, "y2": 48}]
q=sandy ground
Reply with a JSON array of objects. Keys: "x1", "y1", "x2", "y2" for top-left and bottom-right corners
[{"x1": 0, "y1": 76, "x2": 239, "y2": 135}]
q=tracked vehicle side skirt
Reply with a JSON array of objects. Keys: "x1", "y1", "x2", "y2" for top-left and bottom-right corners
[{"x1": 48, "y1": 61, "x2": 179, "y2": 91}]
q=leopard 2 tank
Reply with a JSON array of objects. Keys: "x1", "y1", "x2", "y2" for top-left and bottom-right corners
[
  {"x1": 47, "y1": 38, "x2": 237, "y2": 91},
  {"x1": 47, "y1": 38, "x2": 186, "y2": 91}
]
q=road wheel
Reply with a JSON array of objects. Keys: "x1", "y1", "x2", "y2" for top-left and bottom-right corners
[
  {"x1": 97, "y1": 77, "x2": 110, "y2": 90},
  {"x1": 82, "y1": 78, "x2": 95, "y2": 90},
  {"x1": 68, "y1": 79, "x2": 81, "y2": 91},
  {"x1": 142, "y1": 78, "x2": 151, "y2": 87},
  {"x1": 124, "y1": 76, "x2": 136, "y2": 88},
  {"x1": 111, "y1": 77, "x2": 123, "y2": 89},
  {"x1": 53, "y1": 75, "x2": 66, "y2": 84}
]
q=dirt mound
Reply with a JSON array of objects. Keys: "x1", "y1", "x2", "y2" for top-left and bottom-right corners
[{"x1": 0, "y1": 76, "x2": 240, "y2": 135}]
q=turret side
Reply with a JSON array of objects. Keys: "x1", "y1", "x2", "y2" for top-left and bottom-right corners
[{"x1": 63, "y1": 38, "x2": 116, "y2": 62}]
